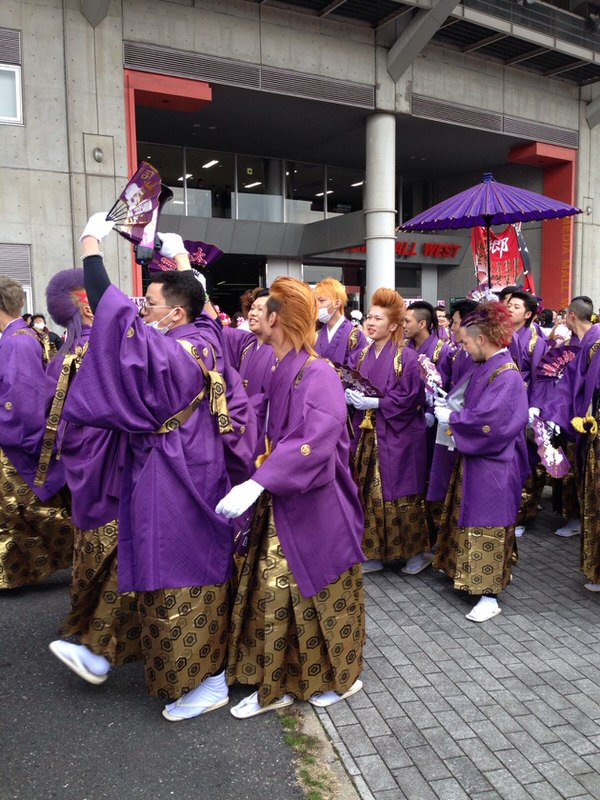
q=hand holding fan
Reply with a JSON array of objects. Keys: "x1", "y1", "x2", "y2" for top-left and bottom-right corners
[{"x1": 106, "y1": 161, "x2": 162, "y2": 248}]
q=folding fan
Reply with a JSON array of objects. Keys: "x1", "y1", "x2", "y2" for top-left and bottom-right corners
[
  {"x1": 148, "y1": 240, "x2": 223, "y2": 273},
  {"x1": 106, "y1": 161, "x2": 162, "y2": 247}
]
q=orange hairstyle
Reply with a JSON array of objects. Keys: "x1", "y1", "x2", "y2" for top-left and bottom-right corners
[
  {"x1": 314, "y1": 277, "x2": 347, "y2": 309},
  {"x1": 461, "y1": 301, "x2": 513, "y2": 347},
  {"x1": 267, "y1": 276, "x2": 317, "y2": 353},
  {"x1": 370, "y1": 287, "x2": 406, "y2": 343}
]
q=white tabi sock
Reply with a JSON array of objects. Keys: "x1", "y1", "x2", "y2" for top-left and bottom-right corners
[{"x1": 162, "y1": 670, "x2": 229, "y2": 721}]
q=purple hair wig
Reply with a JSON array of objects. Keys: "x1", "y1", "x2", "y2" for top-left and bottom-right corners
[{"x1": 45, "y1": 268, "x2": 86, "y2": 353}]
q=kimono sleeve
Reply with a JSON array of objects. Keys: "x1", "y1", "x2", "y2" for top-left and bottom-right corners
[
  {"x1": 449, "y1": 369, "x2": 528, "y2": 457},
  {"x1": 63, "y1": 285, "x2": 205, "y2": 433},
  {"x1": 254, "y1": 363, "x2": 346, "y2": 496}
]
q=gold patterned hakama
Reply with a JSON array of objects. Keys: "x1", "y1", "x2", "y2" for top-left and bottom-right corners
[
  {"x1": 59, "y1": 520, "x2": 141, "y2": 666},
  {"x1": 581, "y1": 436, "x2": 600, "y2": 583},
  {"x1": 138, "y1": 581, "x2": 230, "y2": 701},
  {"x1": 227, "y1": 494, "x2": 364, "y2": 708},
  {"x1": 0, "y1": 448, "x2": 73, "y2": 589},
  {"x1": 434, "y1": 460, "x2": 515, "y2": 595},
  {"x1": 355, "y1": 427, "x2": 429, "y2": 562}
]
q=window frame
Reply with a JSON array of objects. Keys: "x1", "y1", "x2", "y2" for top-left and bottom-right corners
[{"x1": 0, "y1": 63, "x2": 23, "y2": 125}]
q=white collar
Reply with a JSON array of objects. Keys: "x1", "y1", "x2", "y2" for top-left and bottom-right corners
[{"x1": 327, "y1": 315, "x2": 345, "y2": 342}]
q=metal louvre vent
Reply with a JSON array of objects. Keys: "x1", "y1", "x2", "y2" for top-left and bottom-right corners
[
  {"x1": 124, "y1": 42, "x2": 260, "y2": 88},
  {"x1": 124, "y1": 41, "x2": 374, "y2": 107},
  {"x1": 0, "y1": 28, "x2": 22, "y2": 66},
  {"x1": 412, "y1": 95, "x2": 503, "y2": 132},
  {"x1": 503, "y1": 116, "x2": 579, "y2": 149},
  {"x1": 0, "y1": 243, "x2": 32, "y2": 283},
  {"x1": 413, "y1": 94, "x2": 578, "y2": 148},
  {"x1": 261, "y1": 66, "x2": 374, "y2": 107}
]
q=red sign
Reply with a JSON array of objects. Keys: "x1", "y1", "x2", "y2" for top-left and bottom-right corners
[
  {"x1": 471, "y1": 225, "x2": 523, "y2": 289},
  {"x1": 346, "y1": 241, "x2": 462, "y2": 259}
]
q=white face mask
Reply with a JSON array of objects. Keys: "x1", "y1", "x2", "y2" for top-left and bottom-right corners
[
  {"x1": 145, "y1": 308, "x2": 176, "y2": 334},
  {"x1": 318, "y1": 307, "x2": 334, "y2": 324},
  {"x1": 33, "y1": 322, "x2": 45, "y2": 331}
]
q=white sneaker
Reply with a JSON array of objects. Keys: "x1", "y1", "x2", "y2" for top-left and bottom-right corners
[{"x1": 515, "y1": 526, "x2": 525, "y2": 538}]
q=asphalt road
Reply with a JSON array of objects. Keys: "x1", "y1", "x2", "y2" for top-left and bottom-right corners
[{"x1": 1, "y1": 570, "x2": 304, "y2": 800}]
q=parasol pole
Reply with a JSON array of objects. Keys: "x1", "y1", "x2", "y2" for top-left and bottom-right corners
[{"x1": 485, "y1": 215, "x2": 492, "y2": 289}]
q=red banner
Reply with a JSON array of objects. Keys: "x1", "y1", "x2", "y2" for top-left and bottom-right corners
[{"x1": 471, "y1": 225, "x2": 523, "y2": 289}]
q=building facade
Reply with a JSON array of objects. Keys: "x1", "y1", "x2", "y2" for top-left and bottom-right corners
[{"x1": 1, "y1": 0, "x2": 599, "y2": 316}]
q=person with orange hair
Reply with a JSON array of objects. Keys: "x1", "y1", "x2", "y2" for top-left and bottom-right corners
[
  {"x1": 216, "y1": 276, "x2": 365, "y2": 719},
  {"x1": 433, "y1": 301, "x2": 528, "y2": 622},
  {"x1": 314, "y1": 277, "x2": 366, "y2": 368},
  {"x1": 347, "y1": 288, "x2": 430, "y2": 575}
]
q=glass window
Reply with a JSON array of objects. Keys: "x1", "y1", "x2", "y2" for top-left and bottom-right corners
[
  {"x1": 325, "y1": 166, "x2": 365, "y2": 217},
  {"x1": 285, "y1": 162, "x2": 325, "y2": 223},
  {"x1": 185, "y1": 148, "x2": 235, "y2": 218},
  {"x1": 237, "y1": 156, "x2": 283, "y2": 222},
  {"x1": 0, "y1": 65, "x2": 22, "y2": 124},
  {"x1": 138, "y1": 142, "x2": 185, "y2": 215}
]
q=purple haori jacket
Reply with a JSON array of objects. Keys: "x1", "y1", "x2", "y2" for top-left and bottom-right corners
[
  {"x1": 253, "y1": 348, "x2": 364, "y2": 599},
  {"x1": 408, "y1": 333, "x2": 453, "y2": 391},
  {"x1": 447, "y1": 349, "x2": 529, "y2": 528},
  {"x1": 315, "y1": 318, "x2": 367, "y2": 369},
  {"x1": 0, "y1": 318, "x2": 65, "y2": 501},
  {"x1": 352, "y1": 340, "x2": 427, "y2": 500},
  {"x1": 513, "y1": 325, "x2": 547, "y2": 397},
  {"x1": 63, "y1": 284, "x2": 255, "y2": 592},
  {"x1": 541, "y1": 324, "x2": 600, "y2": 472},
  {"x1": 46, "y1": 326, "x2": 126, "y2": 530}
]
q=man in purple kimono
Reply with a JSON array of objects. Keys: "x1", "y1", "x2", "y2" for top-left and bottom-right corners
[
  {"x1": 216, "y1": 276, "x2": 365, "y2": 719},
  {"x1": 426, "y1": 300, "x2": 479, "y2": 538},
  {"x1": 41, "y1": 269, "x2": 140, "y2": 685},
  {"x1": 0, "y1": 277, "x2": 73, "y2": 589},
  {"x1": 404, "y1": 301, "x2": 453, "y2": 390},
  {"x1": 224, "y1": 289, "x2": 275, "y2": 463},
  {"x1": 539, "y1": 297, "x2": 600, "y2": 588},
  {"x1": 62, "y1": 217, "x2": 255, "y2": 720},
  {"x1": 314, "y1": 278, "x2": 367, "y2": 368},
  {"x1": 433, "y1": 301, "x2": 528, "y2": 623}
]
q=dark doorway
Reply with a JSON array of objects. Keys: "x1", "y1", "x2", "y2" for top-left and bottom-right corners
[{"x1": 204, "y1": 253, "x2": 265, "y2": 317}]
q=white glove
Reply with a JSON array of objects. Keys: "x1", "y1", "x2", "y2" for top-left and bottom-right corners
[
  {"x1": 158, "y1": 232, "x2": 186, "y2": 259},
  {"x1": 434, "y1": 395, "x2": 448, "y2": 409},
  {"x1": 528, "y1": 407, "x2": 540, "y2": 426},
  {"x1": 547, "y1": 420, "x2": 561, "y2": 436},
  {"x1": 344, "y1": 388, "x2": 355, "y2": 406},
  {"x1": 425, "y1": 390, "x2": 435, "y2": 409},
  {"x1": 347, "y1": 390, "x2": 379, "y2": 411},
  {"x1": 215, "y1": 479, "x2": 264, "y2": 518},
  {"x1": 80, "y1": 212, "x2": 115, "y2": 243},
  {"x1": 191, "y1": 268, "x2": 207, "y2": 290},
  {"x1": 425, "y1": 412, "x2": 436, "y2": 428},
  {"x1": 434, "y1": 405, "x2": 451, "y2": 425}
]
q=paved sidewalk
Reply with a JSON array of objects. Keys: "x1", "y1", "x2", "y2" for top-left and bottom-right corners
[{"x1": 316, "y1": 493, "x2": 600, "y2": 800}]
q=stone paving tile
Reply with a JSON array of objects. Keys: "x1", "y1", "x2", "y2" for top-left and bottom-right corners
[{"x1": 317, "y1": 501, "x2": 600, "y2": 800}]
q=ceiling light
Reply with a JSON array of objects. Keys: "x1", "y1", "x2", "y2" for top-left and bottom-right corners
[
  {"x1": 351, "y1": 181, "x2": 364, "y2": 187},
  {"x1": 315, "y1": 190, "x2": 334, "y2": 197},
  {"x1": 244, "y1": 181, "x2": 262, "y2": 189},
  {"x1": 177, "y1": 174, "x2": 193, "y2": 181},
  {"x1": 202, "y1": 160, "x2": 219, "y2": 169}
]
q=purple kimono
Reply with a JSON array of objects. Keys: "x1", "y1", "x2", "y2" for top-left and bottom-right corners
[
  {"x1": 513, "y1": 324, "x2": 547, "y2": 396},
  {"x1": 447, "y1": 349, "x2": 529, "y2": 527},
  {"x1": 46, "y1": 326, "x2": 126, "y2": 530},
  {"x1": 63, "y1": 284, "x2": 251, "y2": 593},
  {"x1": 352, "y1": 341, "x2": 427, "y2": 500},
  {"x1": 315, "y1": 318, "x2": 367, "y2": 369},
  {"x1": 253, "y1": 349, "x2": 364, "y2": 598},
  {"x1": 0, "y1": 318, "x2": 65, "y2": 501}
]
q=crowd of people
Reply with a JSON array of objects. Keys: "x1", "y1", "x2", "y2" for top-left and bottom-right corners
[{"x1": 1, "y1": 212, "x2": 599, "y2": 723}]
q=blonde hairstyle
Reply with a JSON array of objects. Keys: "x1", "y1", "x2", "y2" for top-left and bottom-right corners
[
  {"x1": 0, "y1": 276, "x2": 25, "y2": 317},
  {"x1": 267, "y1": 277, "x2": 317, "y2": 354},
  {"x1": 370, "y1": 287, "x2": 406, "y2": 344},
  {"x1": 314, "y1": 277, "x2": 347, "y2": 309}
]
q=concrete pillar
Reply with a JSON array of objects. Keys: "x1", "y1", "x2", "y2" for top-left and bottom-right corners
[
  {"x1": 421, "y1": 264, "x2": 438, "y2": 305},
  {"x1": 365, "y1": 113, "x2": 396, "y2": 306},
  {"x1": 265, "y1": 257, "x2": 303, "y2": 286}
]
